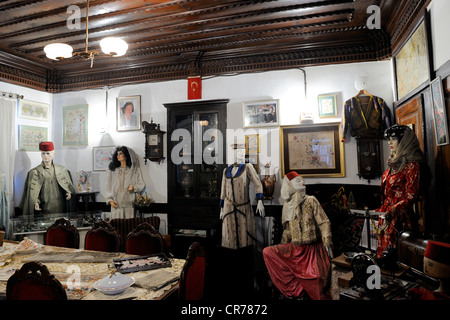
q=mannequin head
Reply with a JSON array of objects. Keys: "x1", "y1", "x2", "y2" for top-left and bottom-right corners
[
  {"x1": 286, "y1": 171, "x2": 305, "y2": 192},
  {"x1": 384, "y1": 124, "x2": 409, "y2": 155},
  {"x1": 109, "y1": 146, "x2": 132, "y2": 170},
  {"x1": 39, "y1": 142, "x2": 55, "y2": 167}
]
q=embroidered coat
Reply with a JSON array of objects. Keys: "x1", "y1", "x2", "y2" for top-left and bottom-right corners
[
  {"x1": 281, "y1": 195, "x2": 332, "y2": 247},
  {"x1": 19, "y1": 162, "x2": 76, "y2": 215},
  {"x1": 219, "y1": 163, "x2": 263, "y2": 249},
  {"x1": 340, "y1": 95, "x2": 391, "y2": 140},
  {"x1": 375, "y1": 162, "x2": 420, "y2": 257}
]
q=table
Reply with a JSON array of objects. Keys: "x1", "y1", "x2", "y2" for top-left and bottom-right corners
[{"x1": 0, "y1": 240, "x2": 185, "y2": 300}]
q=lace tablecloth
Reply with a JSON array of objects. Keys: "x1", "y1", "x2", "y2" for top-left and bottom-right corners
[{"x1": 0, "y1": 241, "x2": 185, "y2": 300}]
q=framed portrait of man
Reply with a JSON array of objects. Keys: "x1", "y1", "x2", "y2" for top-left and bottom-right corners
[{"x1": 117, "y1": 96, "x2": 141, "y2": 131}]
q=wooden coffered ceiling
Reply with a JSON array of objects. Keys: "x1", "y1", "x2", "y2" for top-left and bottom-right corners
[{"x1": 0, "y1": 0, "x2": 431, "y2": 92}]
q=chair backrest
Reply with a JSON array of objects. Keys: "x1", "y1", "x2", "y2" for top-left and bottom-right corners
[
  {"x1": 178, "y1": 242, "x2": 206, "y2": 300},
  {"x1": 7, "y1": 261, "x2": 67, "y2": 300},
  {"x1": 110, "y1": 217, "x2": 161, "y2": 252},
  {"x1": 84, "y1": 220, "x2": 120, "y2": 252},
  {"x1": 46, "y1": 217, "x2": 80, "y2": 249},
  {"x1": 126, "y1": 222, "x2": 167, "y2": 256}
]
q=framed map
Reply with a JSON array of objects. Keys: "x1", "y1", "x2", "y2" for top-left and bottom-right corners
[
  {"x1": 393, "y1": 12, "x2": 431, "y2": 104},
  {"x1": 18, "y1": 99, "x2": 50, "y2": 121},
  {"x1": 18, "y1": 125, "x2": 48, "y2": 151},
  {"x1": 280, "y1": 122, "x2": 345, "y2": 177},
  {"x1": 63, "y1": 104, "x2": 89, "y2": 146}
]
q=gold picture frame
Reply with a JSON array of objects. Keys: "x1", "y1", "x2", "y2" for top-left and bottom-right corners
[
  {"x1": 280, "y1": 122, "x2": 345, "y2": 178},
  {"x1": 245, "y1": 134, "x2": 259, "y2": 154}
]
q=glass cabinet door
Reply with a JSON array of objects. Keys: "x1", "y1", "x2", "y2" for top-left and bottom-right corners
[
  {"x1": 174, "y1": 114, "x2": 194, "y2": 198},
  {"x1": 198, "y1": 112, "x2": 221, "y2": 199}
]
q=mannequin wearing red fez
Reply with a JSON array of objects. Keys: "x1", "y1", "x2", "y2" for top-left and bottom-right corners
[
  {"x1": 263, "y1": 171, "x2": 333, "y2": 300},
  {"x1": 19, "y1": 142, "x2": 75, "y2": 215}
]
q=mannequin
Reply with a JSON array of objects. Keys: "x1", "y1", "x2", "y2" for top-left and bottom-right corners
[
  {"x1": 263, "y1": 171, "x2": 333, "y2": 300},
  {"x1": 374, "y1": 124, "x2": 425, "y2": 258},
  {"x1": 19, "y1": 142, "x2": 75, "y2": 215},
  {"x1": 424, "y1": 240, "x2": 450, "y2": 295},
  {"x1": 219, "y1": 145, "x2": 264, "y2": 249},
  {"x1": 105, "y1": 146, "x2": 145, "y2": 219}
]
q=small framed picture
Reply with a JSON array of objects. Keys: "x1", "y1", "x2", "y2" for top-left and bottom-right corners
[
  {"x1": 18, "y1": 125, "x2": 48, "y2": 151},
  {"x1": 245, "y1": 134, "x2": 259, "y2": 154},
  {"x1": 243, "y1": 99, "x2": 279, "y2": 128},
  {"x1": 317, "y1": 94, "x2": 337, "y2": 118},
  {"x1": 430, "y1": 77, "x2": 449, "y2": 146},
  {"x1": 117, "y1": 96, "x2": 141, "y2": 131},
  {"x1": 18, "y1": 99, "x2": 50, "y2": 121},
  {"x1": 93, "y1": 146, "x2": 116, "y2": 171}
]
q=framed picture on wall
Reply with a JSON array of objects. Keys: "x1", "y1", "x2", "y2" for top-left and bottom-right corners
[
  {"x1": 393, "y1": 11, "x2": 432, "y2": 104},
  {"x1": 117, "y1": 96, "x2": 141, "y2": 132},
  {"x1": 395, "y1": 94, "x2": 425, "y2": 151},
  {"x1": 18, "y1": 99, "x2": 50, "y2": 121},
  {"x1": 280, "y1": 122, "x2": 345, "y2": 177},
  {"x1": 430, "y1": 76, "x2": 449, "y2": 146},
  {"x1": 18, "y1": 125, "x2": 48, "y2": 151},
  {"x1": 63, "y1": 104, "x2": 89, "y2": 146},
  {"x1": 245, "y1": 134, "x2": 259, "y2": 154},
  {"x1": 93, "y1": 146, "x2": 116, "y2": 171},
  {"x1": 317, "y1": 93, "x2": 337, "y2": 118},
  {"x1": 243, "y1": 99, "x2": 279, "y2": 128}
]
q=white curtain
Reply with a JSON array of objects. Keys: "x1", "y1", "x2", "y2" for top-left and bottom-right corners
[{"x1": 0, "y1": 97, "x2": 17, "y2": 239}]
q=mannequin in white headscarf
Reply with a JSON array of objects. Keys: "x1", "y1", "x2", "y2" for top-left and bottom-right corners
[
  {"x1": 105, "y1": 146, "x2": 145, "y2": 219},
  {"x1": 263, "y1": 171, "x2": 333, "y2": 300}
]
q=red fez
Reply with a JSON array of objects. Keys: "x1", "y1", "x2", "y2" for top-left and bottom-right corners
[
  {"x1": 286, "y1": 171, "x2": 299, "y2": 181},
  {"x1": 39, "y1": 141, "x2": 54, "y2": 151},
  {"x1": 425, "y1": 240, "x2": 450, "y2": 265}
]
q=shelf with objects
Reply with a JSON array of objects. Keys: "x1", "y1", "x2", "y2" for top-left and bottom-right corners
[
  {"x1": 164, "y1": 99, "x2": 228, "y2": 258},
  {"x1": 10, "y1": 211, "x2": 104, "y2": 246}
]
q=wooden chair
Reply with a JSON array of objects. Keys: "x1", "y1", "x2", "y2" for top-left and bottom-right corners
[
  {"x1": 126, "y1": 222, "x2": 168, "y2": 256},
  {"x1": 178, "y1": 242, "x2": 206, "y2": 300},
  {"x1": 45, "y1": 217, "x2": 80, "y2": 249},
  {"x1": 84, "y1": 220, "x2": 120, "y2": 252},
  {"x1": 6, "y1": 261, "x2": 67, "y2": 300}
]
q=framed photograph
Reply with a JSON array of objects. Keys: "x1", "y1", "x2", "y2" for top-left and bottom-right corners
[
  {"x1": 117, "y1": 96, "x2": 141, "y2": 131},
  {"x1": 243, "y1": 99, "x2": 279, "y2": 128},
  {"x1": 430, "y1": 76, "x2": 449, "y2": 146},
  {"x1": 317, "y1": 94, "x2": 337, "y2": 118},
  {"x1": 245, "y1": 134, "x2": 259, "y2": 154},
  {"x1": 280, "y1": 122, "x2": 345, "y2": 177},
  {"x1": 93, "y1": 146, "x2": 116, "y2": 171},
  {"x1": 18, "y1": 125, "x2": 48, "y2": 151},
  {"x1": 63, "y1": 104, "x2": 89, "y2": 146},
  {"x1": 18, "y1": 99, "x2": 50, "y2": 121},
  {"x1": 395, "y1": 94, "x2": 425, "y2": 151},
  {"x1": 393, "y1": 12, "x2": 432, "y2": 104}
]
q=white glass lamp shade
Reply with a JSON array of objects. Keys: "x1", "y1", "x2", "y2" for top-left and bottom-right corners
[
  {"x1": 100, "y1": 37, "x2": 128, "y2": 57},
  {"x1": 44, "y1": 43, "x2": 73, "y2": 60}
]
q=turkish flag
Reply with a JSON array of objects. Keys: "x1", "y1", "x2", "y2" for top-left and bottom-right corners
[{"x1": 188, "y1": 76, "x2": 202, "y2": 100}]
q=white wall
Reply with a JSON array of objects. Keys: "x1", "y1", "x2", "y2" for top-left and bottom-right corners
[
  {"x1": 7, "y1": 60, "x2": 394, "y2": 208},
  {"x1": 428, "y1": 0, "x2": 450, "y2": 71}
]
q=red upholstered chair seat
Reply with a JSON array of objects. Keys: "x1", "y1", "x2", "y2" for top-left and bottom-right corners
[
  {"x1": 178, "y1": 242, "x2": 206, "y2": 300},
  {"x1": 46, "y1": 218, "x2": 79, "y2": 249},
  {"x1": 84, "y1": 221, "x2": 120, "y2": 252},
  {"x1": 126, "y1": 222, "x2": 168, "y2": 256},
  {"x1": 7, "y1": 261, "x2": 67, "y2": 300}
]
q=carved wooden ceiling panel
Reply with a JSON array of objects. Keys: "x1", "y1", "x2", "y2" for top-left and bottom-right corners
[{"x1": 0, "y1": 0, "x2": 430, "y2": 92}]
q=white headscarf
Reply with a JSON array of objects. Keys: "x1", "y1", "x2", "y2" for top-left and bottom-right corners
[{"x1": 280, "y1": 175, "x2": 307, "y2": 225}]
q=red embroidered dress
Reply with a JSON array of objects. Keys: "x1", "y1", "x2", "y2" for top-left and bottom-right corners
[{"x1": 375, "y1": 162, "x2": 420, "y2": 257}]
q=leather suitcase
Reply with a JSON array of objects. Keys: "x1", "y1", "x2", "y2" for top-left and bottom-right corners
[{"x1": 397, "y1": 230, "x2": 430, "y2": 273}]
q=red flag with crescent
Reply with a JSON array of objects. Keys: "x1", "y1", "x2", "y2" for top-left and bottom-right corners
[{"x1": 188, "y1": 76, "x2": 202, "y2": 100}]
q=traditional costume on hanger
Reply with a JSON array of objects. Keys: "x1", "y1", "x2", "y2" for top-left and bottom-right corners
[
  {"x1": 340, "y1": 94, "x2": 392, "y2": 141},
  {"x1": 219, "y1": 163, "x2": 264, "y2": 249},
  {"x1": 263, "y1": 172, "x2": 332, "y2": 300},
  {"x1": 105, "y1": 147, "x2": 145, "y2": 219},
  {"x1": 19, "y1": 142, "x2": 75, "y2": 215},
  {"x1": 375, "y1": 125, "x2": 424, "y2": 258}
]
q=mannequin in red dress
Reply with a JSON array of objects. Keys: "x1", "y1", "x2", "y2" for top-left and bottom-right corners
[{"x1": 375, "y1": 125, "x2": 425, "y2": 258}]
